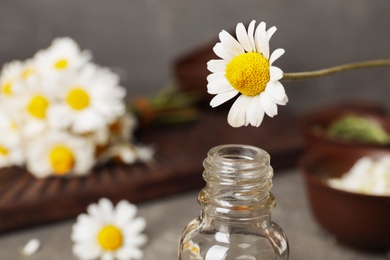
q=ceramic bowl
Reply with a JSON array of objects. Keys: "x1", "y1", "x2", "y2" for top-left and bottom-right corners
[
  {"x1": 299, "y1": 148, "x2": 390, "y2": 250},
  {"x1": 301, "y1": 103, "x2": 390, "y2": 154}
]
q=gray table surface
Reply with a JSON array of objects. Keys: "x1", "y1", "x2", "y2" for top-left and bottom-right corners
[{"x1": 0, "y1": 169, "x2": 389, "y2": 260}]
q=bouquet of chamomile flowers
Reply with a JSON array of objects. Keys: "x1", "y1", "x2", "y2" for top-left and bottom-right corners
[{"x1": 0, "y1": 37, "x2": 153, "y2": 178}]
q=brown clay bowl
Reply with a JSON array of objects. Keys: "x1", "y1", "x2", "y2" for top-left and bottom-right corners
[
  {"x1": 301, "y1": 102, "x2": 390, "y2": 154},
  {"x1": 299, "y1": 148, "x2": 390, "y2": 251}
]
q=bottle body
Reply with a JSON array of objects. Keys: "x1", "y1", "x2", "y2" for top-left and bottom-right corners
[{"x1": 178, "y1": 144, "x2": 289, "y2": 260}]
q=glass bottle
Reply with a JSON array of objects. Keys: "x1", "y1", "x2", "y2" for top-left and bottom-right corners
[{"x1": 178, "y1": 144, "x2": 289, "y2": 260}]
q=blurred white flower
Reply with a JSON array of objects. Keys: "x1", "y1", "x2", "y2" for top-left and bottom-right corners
[
  {"x1": 33, "y1": 37, "x2": 91, "y2": 79},
  {"x1": 72, "y1": 198, "x2": 147, "y2": 260},
  {"x1": 48, "y1": 64, "x2": 126, "y2": 134},
  {"x1": 0, "y1": 37, "x2": 151, "y2": 178},
  {"x1": 26, "y1": 131, "x2": 95, "y2": 178},
  {"x1": 0, "y1": 110, "x2": 24, "y2": 167},
  {"x1": 0, "y1": 60, "x2": 28, "y2": 98},
  {"x1": 12, "y1": 86, "x2": 55, "y2": 139}
]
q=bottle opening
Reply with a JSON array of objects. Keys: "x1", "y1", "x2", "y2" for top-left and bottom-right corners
[{"x1": 204, "y1": 144, "x2": 272, "y2": 180}]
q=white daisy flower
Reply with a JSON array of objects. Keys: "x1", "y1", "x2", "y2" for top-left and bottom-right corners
[
  {"x1": 0, "y1": 60, "x2": 31, "y2": 98},
  {"x1": 33, "y1": 37, "x2": 91, "y2": 79},
  {"x1": 25, "y1": 131, "x2": 95, "y2": 178},
  {"x1": 47, "y1": 63, "x2": 126, "y2": 134},
  {"x1": 72, "y1": 198, "x2": 147, "y2": 260},
  {"x1": 0, "y1": 110, "x2": 24, "y2": 167},
  {"x1": 207, "y1": 20, "x2": 288, "y2": 127},
  {"x1": 10, "y1": 82, "x2": 57, "y2": 139}
]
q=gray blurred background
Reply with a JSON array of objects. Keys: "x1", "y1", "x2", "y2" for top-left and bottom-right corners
[{"x1": 0, "y1": 0, "x2": 389, "y2": 114}]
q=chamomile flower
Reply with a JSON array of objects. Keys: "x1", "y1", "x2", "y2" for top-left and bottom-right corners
[
  {"x1": 33, "y1": 37, "x2": 91, "y2": 79},
  {"x1": 0, "y1": 36, "x2": 149, "y2": 178},
  {"x1": 0, "y1": 60, "x2": 31, "y2": 98},
  {"x1": 207, "y1": 20, "x2": 288, "y2": 127},
  {"x1": 11, "y1": 82, "x2": 56, "y2": 139},
  {"x1": 47, "y1": 64, "x2": 126, "y2": 134},
  {"x1": 0, "y1": 110, "x2": 24, "y2": 167},
  {"x1": 25, "y1": 131, "x2": 95, "y2": 178},
  {"x1": 72, "y1": 198, "x2": 147, "y2": 260}
]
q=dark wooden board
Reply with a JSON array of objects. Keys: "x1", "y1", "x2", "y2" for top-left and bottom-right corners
[{"x1": 0, "y1": 108, "x2": 303, "y2": 233}]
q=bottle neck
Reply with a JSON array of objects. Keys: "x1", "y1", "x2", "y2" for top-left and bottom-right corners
[{"x1": 198, "y1": 144, "x2": 276, "y2": 220}]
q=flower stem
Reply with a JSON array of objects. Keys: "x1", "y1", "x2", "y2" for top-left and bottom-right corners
[{"x1": 282, "y1": 59, "x2": 390, "y2": 81}]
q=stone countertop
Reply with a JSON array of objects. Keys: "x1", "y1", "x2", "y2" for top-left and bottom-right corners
[{"x1": 0, "y1": 169, "x2": 388, "y2": 260}]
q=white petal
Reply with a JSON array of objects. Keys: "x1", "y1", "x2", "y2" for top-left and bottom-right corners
[
  {"x1": 124, "y1": 233, "x2": 148, "y2": 247},
  {"x1": 278, "y1": 95, "x2": 289, "y2": 106},
  {"x1": 266, "y1": 90, "x2": 288, "y2": 106},
  {"x1": 72, "y1": 111, "x2": 105, "y2": 134},
  {"x1": 265, "y1": 81, "x2": 287, "y2": 102},
  {"x1": 72, "y1": 222, "x2": 99, "y2": 242},
  {"x1": 210, "y1": 89, "x2": 239, "y2": 107},
  {"x1": 246, "y1": 95, "x2": 265, "y2": 127},
  {"x1": 21, "y1": 239, "x2": 40, "y2": 256},
  {"x1": 207, "y1": 77, "x2": 233, "y2": 94},
  {"x1": 207, "y1": 59, "x2": 227, "y2": 73},
  {"x1": 227, "y1": 95, "x2": 251, "y2": 127},
  {"x1": 87, "y1": 204, "x2": 103, "y2": 220},
  {"x1": 236, "y1": 23, "x2": 253, "y2": 52},
  {"x1": 267, "y1": 26, "x2": 277, "y2": 41},
  {"x1": 213, "y1": 43, "x2": 235, "y2": 61},
  {"x1": 116, "y1": 247, "x2": 144, "y2": 260},
  {"x1": 71, "y1": 214, "x2": 102, "y2": 241},
  {"x1": 255, "y1": 22, "x2": 269, "y2": 58},
  {"x1": 114, "y1": 200, "x2": 137, "y2": 227},
  {"x1": 247, "y1": 20, "x2": 257, "y2": 52},
  {"x1": 98, "y1": 198, "x2": 114, "y2": 222},
  {"x1": 219, "y1": 30, "x2": 245, "y2": 56},
  {"x1": 123, "y1": 217, "x2": 147, "y2": 235},
  {"x1": 102, "y1": 252, "x2": 115, "y2": 260},
  {"x1": 207, "y1": 71, "x2": 225, "y2": 83},
  {"x1": 269, "y1": 66, "x2": 284, "y2": 81},
  {"x1": 269, "y1": 48, "x2": 285, "y2": 65},
  {"x1": 134, "y1": 145, "x2": 154, "y2": 162},
  {"x1": 73, "y1": 243, "x2": 101, "y2": 260},
  {"x1": 260, "y1": 92, "x2": 278, "y2": 117}
]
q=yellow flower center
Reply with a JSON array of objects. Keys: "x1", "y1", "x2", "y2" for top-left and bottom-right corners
[
  {"x1": 54, "y1": 59, "x2": 69, "y2": 70},
  {"x1": 27, "y1": 95, "x2": 49, "y2": 119},
  {"x1": 10, "y1": 121, "x2": 18, "y2": 131},
  {"x1": 97, "y1": 225, "x2": 123, "y2": 251},
  {"x1": 225, "y1": 52, "x2": 270, "y2": 96},
  {"x1": 21, "y1": 68, "x2": 35, "y2": 80},
  {"x1": 66, "y1": 88, "x2": 90, "y2": 110},
  {"x1": 0, "y1": 146, "x2": 9, "y2": 156},
  {"x1": 1, "y1": 81, "x2": 13, "y2": 95},
  {"x1": 49, "y1": 145, "x2": 75, "y2": 175}
]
